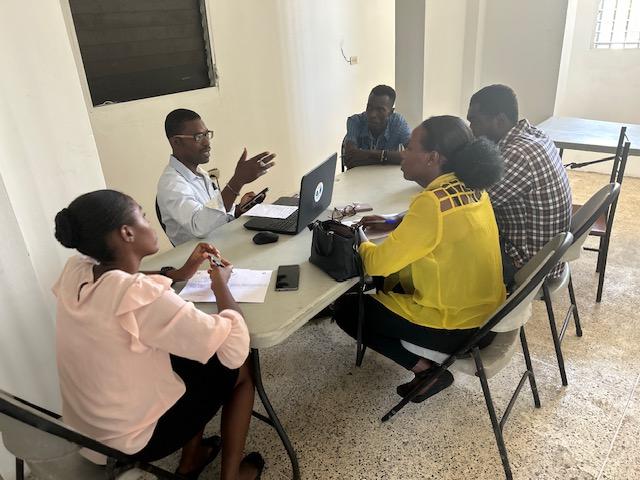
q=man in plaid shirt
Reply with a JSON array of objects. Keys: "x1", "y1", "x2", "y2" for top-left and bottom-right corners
[{"x1": 467, "y1": 84, "x2": 572, "y2": 283}]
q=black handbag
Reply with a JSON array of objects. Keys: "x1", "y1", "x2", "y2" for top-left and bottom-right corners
[
  {"x1": 308, "y1": 219, "x2": 367, "y2": 365},
  {"x1": 308, "y1": 219, "x2": 362, "y2": 281}
]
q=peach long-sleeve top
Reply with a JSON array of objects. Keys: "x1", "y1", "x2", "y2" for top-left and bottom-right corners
[{"x1": 52, "y1": 255, "x2": 249, "y2": 462}]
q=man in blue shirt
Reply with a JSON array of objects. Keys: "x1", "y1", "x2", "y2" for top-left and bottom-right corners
[{"x1": 342, "y1": 85, "x2": 411, "y2": 169}]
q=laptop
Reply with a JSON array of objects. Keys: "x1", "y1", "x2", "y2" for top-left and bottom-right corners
[{"x1": 244, "y1": 153, "x2": 337, "y2": 234}]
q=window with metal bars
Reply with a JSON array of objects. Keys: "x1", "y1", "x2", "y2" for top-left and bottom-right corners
[
  {"x1": 593, "y1": 0, "x2": 640, "y2": 49},
  {"x1": 68, "y1": 0, "x2": 217, "y2": 106}
]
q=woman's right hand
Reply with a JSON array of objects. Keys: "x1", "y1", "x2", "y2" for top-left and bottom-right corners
[
  {"x1": 175, "y1": 242, "x2": 219, "y2": 281},
  {"x1": 208, "y1": 258, "x2": 242, "y2": 315},
  {"x1": 208, "y1": 257, "x2": 233, "y2": 290},
  {"x1": 359, "y1": 215, "x2": 399, "y2": 233}
]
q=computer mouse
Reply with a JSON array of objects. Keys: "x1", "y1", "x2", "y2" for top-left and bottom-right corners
[{"x1": 252, "y1": 231, "x2": 279, "y2": 245}]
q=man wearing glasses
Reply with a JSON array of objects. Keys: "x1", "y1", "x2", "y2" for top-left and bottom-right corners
[{"x1": 157, "y1": 108, "x2": 276, "y2": 245}]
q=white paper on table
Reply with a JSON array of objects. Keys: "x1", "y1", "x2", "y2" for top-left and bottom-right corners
[
  {"x1": 342, "y1": 212, "x2": 401, "y2": 241},
  {"x1": 179, "y1": 269, "x2": 273, "y2": 303},
  {"x1": 243, "y1": 203, "x2": 298, "y2": 219}
]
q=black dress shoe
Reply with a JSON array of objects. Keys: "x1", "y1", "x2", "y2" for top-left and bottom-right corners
[
  {"x1": 242, "y1": 452, "x2": 265, "y2": 479},
  {"x1": 174, "y1": 435, "x2": 221, "y2": 479},
  {"x1": 396, "y1": 368, "x2": 454, "y2": 403}
]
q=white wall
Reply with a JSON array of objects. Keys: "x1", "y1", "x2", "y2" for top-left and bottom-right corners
[
  {"x1": 0, "y1": 1, "x2": 106, "y2": 478},
  {"x1": 395, "y1": 0, "x2": 427, "y2": 129},
  {"x1": 470, "y1": 0, "x2": 568, "y2": 124},
  {"x1": 406, "y1": 0, "x2": 568, "y2": 124},
  {"x1": 62, "y1": 0, "x2": 396, "y2": 253},
  {"x1": 555, "y1": 0, "x2": 640, "y2": 177},
  {"x1": 423, "y1": 0, "x2": 468, "y2": 118}
]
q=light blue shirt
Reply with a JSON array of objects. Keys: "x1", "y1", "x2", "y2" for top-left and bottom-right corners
[
  {"x1": 156, "y1": 156, "x2": 234, "y2": 246},
  {"x1": 343, "y1": 112, "x2": 411, "y2": 151}
]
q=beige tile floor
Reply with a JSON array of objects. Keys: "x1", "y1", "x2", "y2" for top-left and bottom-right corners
[{"x1": 140, "y1": 171, "x2": 639, "y2": 480}]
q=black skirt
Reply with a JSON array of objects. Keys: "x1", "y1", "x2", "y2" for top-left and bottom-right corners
[{"x1": 130, "y1": 354, "x2": 239, "y2": 462}]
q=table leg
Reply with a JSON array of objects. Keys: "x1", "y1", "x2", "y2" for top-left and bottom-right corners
[
  {"x1": 251, "y1": 348, "x2": 300, "y2": 480},
  {"x1": 16, "y1": 458, "x2": 24, "y2": 480}
]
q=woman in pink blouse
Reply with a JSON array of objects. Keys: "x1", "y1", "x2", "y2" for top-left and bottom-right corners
[{"x1": 53, "y1": 189, "x2": 263, "y2": 479}]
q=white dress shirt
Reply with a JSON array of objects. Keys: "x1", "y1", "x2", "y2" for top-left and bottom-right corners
[{"x1": 157, "y1": 156, "x2": 234, "y2": 245}]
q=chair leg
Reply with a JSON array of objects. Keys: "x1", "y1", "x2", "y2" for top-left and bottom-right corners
[
  {"x1": 595, "y1": 237, "x2": 605, "y2": 273},
  {"x1": 567, "y1": 274, "x2": 583, "y2": 337},
  {"x1": 542, "y1": 284, "x2": 569, "y2": 386},
  {"x1": 519, "y1": 328, "x2": 541, "y2": 408},
  {"x1": 596, "y1": 236, "x2": 612, "y2": 303},
  {"x1": 472, "y1": 348, "x2": 513, "y2": 480}
]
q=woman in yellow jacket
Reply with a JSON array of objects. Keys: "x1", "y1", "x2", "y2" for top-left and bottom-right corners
[{"x1": 334, "y1": 115, "x2": 506, "y2": 402}]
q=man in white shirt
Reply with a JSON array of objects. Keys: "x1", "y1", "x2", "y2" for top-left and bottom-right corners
[{"x1": 157, "y1": 109, "x2": 276, "y2": 245}]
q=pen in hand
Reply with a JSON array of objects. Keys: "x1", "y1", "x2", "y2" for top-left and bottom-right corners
[
  {"x1": 357, "y1": 218, "x2": 398, "y2": 229},
  {"x1": 361, "y1": 218, "x2": 397, "y2": 225},
  {"x1": 208, "y1": 253, "x2": 225, "y2": 267}
]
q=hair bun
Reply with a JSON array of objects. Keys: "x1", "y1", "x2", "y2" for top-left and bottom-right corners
[
  {"x1": 451, "y1": 138, "x2": 504, "y2": 190},
  {"x1": 54, "y1": 208, "x2": 80, "y2": 248}
]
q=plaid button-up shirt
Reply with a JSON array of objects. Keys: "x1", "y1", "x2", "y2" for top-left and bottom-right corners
[{"x1": 489, "y1": 119, "x2": 572, "y2": 276}]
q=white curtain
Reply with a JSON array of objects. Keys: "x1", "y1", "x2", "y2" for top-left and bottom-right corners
[{"x1": 0, "y1": 1, "x2": 106, "y2": 478}]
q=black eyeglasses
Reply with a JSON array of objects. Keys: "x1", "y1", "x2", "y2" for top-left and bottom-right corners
[{"x1": 172, "y1": 130, "x2": 214, "y2": 143}]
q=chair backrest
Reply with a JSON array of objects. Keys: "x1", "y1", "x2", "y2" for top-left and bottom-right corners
[
  {"x1": 489, "y1": 232, "x2": 574, "y2": 332},
  {"x1": 604, "y1": 141, "x2": 630, "y2": 233},
  {"x1": 566, "y1": 183, "x2": 621, "y2": 262},
  {"x1": 434, "y1": 232, "x2": 574, "y2": 368},
  {"x1": 0, "y1": 389, "x2": 130, "y2": 465},
  {"x1": 155, "y1": 198, "x2": 175, "y2": 247},
  {"x1": 610, "y1": 126, "x2": 628, "y2": 185},
  {"x1": 155, "y1": 198, "x2": 167, "y2": 234}
]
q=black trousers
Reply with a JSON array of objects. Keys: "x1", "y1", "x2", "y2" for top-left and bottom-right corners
[{"x1": 334, "y1": 293, "x2": 494, "y2": 370}]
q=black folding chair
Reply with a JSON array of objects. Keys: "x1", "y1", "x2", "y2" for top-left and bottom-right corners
[
  {"x1": 565, "y1": 126, "x2": 631, "y2": 302},
  {"x1": 382, "y1": 232, "x2": 573, "y2": 480},
  {"x1": 536, "y1": 183, "x2": 620, "y2": 385},
  {"x1": 155, "y1": 197, "x2": 174, "y2": 247}
]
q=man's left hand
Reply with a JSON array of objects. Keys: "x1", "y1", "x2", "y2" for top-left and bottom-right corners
[{"x1": 232, "y1": 148, "x2": 276, "y2": 186}]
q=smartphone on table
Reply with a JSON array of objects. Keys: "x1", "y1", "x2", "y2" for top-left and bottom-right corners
[
  {"x1": 275, "y1": 265, "x2": 300, "y2": 291},
  {"x1": 239, "y1": 187, "x2": 269, "y2": 212}
]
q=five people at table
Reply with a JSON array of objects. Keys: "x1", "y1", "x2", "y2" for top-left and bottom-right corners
[{"x1": 49, "y1": 81, "x2": 573, "y2": 476}]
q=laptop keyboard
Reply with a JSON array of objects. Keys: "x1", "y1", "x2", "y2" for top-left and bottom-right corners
[
  {"x1": 263, "y1": 215, "x2": 297, "y2": 232},
  {"x1": 245, "y1": 212, "x2": 297, "y2": 232}
]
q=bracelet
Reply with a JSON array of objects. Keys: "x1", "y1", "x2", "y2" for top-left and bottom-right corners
[
  {"x1": 225, "y1": 182, "x2": 241, "y2": 196},
  {"x1": 159, "y1": 266, "x2": 175, "y2": 277}
]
